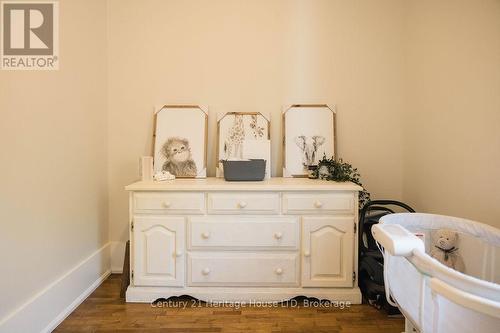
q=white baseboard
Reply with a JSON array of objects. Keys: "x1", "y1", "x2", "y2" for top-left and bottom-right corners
[
  {"x1": 42, "y1": 269, "x2": 111, "y2": 333},
  {"x1": 110, "y1": 240, "x2": 126, "y2": 273},
  {"x1": 0, "y1": 243, "x2": 111, "y2": 333}
]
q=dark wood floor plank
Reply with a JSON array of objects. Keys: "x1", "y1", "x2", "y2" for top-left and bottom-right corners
[{"x1": 54, "y1": 274, "x2": 403, "y2": 333}]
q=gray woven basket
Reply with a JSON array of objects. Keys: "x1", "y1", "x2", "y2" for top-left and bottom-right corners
[{"x1": 222, "y1": 159, "x2": 266, "y2": 181}]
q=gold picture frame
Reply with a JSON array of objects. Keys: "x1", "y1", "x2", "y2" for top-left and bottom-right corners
[
  {"x1": 282, "y1": 104, "x2": 337, "y2": 178},
  {"x1": 153, "y1": 105, "x2": 208, "y2": 178},
  {"x1": 216, "y1": 111, "x2": 271, "y2": 178}
]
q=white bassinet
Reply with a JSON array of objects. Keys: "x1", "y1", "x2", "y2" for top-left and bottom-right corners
[{"x1": 372, "y1": 213, "x2": 500, "y2": 333}]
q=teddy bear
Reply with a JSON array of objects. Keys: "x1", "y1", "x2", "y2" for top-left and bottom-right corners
[{"x1": 430, "y1": 229, "x2": 465, "y2": 273}]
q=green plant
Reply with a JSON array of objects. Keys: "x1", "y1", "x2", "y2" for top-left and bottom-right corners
[{"x1": 315, "y1": 155, "x2": 371, "y2": 209}]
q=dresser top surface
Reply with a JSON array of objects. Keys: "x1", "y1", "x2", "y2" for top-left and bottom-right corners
[{"x1": 126, "y1": 177, "x2": 362, "y2": 192}]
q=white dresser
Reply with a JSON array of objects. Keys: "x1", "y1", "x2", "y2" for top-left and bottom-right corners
[{"x1": 125, "y1": 178, "x2": 362, "y2": 303}]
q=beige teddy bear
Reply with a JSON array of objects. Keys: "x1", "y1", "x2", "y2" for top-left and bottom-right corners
[{"x1": 430, "y1": 229, "x2": 465, "y2": 273}]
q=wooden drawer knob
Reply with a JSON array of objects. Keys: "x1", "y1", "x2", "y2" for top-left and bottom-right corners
[
  {"x1": 238, "y1": 201, "x2": 248, "y2": 208},
  {"x1": 202, "y1": 268, "x2": 211, "y2": 275},
  {"x1": 275, "y1": 268, "x2": 283, "y2": 275},
  {"x1": 314, "y1": 201, "x2": 323, "y2": 208},
  {"x1": 162, "y1": 201, "x2": 172, "y2": 208},
  {"x1": 201, "y1": 232, "x2": 210, "y2": 239},
  {"x1": 274, "y1": 232, "x2": 283, "y2": 240},
  {"x1": 304, "y1": 251, "x2": 311, "y2": 257},
  {"x1": 175, "y1": 250, "x2": 183, "y2": 257}
]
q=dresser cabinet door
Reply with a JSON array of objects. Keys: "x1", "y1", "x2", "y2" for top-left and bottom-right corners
[
  {"x1": 302, "y1": 217, "x2": 354, "y2": 287},
  {"x1": 133, "y1": 217, "x2": 185, "y2": 286}
]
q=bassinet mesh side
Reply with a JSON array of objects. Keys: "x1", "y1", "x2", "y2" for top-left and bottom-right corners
[{"x1": 378, "y1": 213, "x2": 500, "y2": 333}]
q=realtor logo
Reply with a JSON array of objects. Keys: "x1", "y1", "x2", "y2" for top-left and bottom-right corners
[{"x1": 1, "y1": 1, "x2": 59, "y2": 70}]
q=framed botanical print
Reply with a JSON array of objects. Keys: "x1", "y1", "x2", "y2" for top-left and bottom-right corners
[
  {"x1": 282, "y1": 104, "x2": 336, "y2": 177},
  {"x1": 216, "y1": 112, "x2": 271, "y2": 178},
  {"x1": 153, "y1": 105, "x2": 208, "y2": 178}
]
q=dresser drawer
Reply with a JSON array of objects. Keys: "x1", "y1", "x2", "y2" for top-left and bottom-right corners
[
  {"x1": 282, "y1": 192, "x2": 354, "y2": 214},
  {"x1": 133, "y1": 192, "x2": 205, "y2": 214},
  {"x1": 207, "y1": 192, "x2": 280, "y2": 214},
  {"x1": 188, "y1": 253, "x2": 299, "y2": 286},
  {"x1": 188, "y1": 217, "x2": 299, "y2": 250}
]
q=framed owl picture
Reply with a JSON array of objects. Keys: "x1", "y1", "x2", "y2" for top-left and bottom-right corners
[
  {"x1": 282, "y1": 104, "x2": 337, "y2": 178},
  {"x1": 153, "y1": 105, "x2": 208, "y2": 178},
  {"x1": 216, "y1": 112, "x2": 271, "y2": 178}
]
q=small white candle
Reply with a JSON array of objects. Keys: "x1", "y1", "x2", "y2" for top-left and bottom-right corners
[{"x1": 140, "y1": 156, "x2": 153, "y2": 181}]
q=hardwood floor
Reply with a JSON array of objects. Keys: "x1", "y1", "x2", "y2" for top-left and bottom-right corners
[{"x1": 55, "y1": 274, "x2": 404, "y2": 333}]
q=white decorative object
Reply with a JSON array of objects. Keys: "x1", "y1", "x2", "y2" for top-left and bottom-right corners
[
  {"x1": 140, "y1": 156, "x2": 154, "y2": 181},
  {"x1": 216, "y1": 112, "x2": 270, "y2": 177},
  {"x1": 430, "y1": 229, "x2": 465, "y2": 272},
  {"x1": 283, "y1": 104, "x2": 336, "y2": 178},
  {"x1": 125, "y1": 177, "x2": 362, "y2": 303},
  {"x1": 153, "y1": 170, "x2": 175, "y2": 182},
  {"x1": 154, "y1": 105, "x2": 207, "y2": 178}
]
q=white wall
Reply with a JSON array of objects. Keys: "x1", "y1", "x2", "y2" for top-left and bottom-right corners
[
  {"x1": 107, "y1": 0, "x2": 500, "y2": 268},
  {"x1": 107, "y1": 0, "x2": 407, "y2": 257},
  {"x1": 403, "y1": 0, "x2": 500, "y2": 227},
  {"x1": 0, "y1": 0, "x2": 109, "y2": 331}
]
